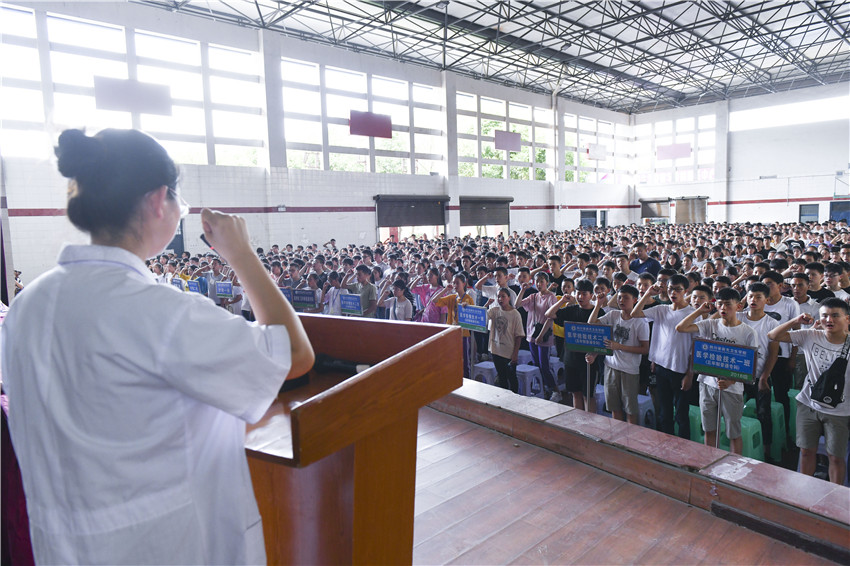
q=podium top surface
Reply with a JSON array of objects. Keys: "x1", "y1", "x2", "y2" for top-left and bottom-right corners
[{"x1": 245, "y1": 315, "x2": 462, "y2": 467}]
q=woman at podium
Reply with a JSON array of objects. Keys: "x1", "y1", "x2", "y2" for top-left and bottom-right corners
[{"x1": 1, "y1": 128, "x2": 314, "y2": 565}]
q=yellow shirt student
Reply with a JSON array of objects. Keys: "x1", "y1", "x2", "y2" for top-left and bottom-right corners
[{"x1": 434, "y1": 292, "x2": 476, "y2": 337}]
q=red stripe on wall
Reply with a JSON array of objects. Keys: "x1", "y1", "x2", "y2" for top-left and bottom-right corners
[
  {"x1": 563, "y1": 204, "x2": 640, "y2": 209},
  {"x1": 708, "y1": 196, "x2": 836, "y2": 206},
  {"x1": 188, "y1": 207, "x2": 276, "y2": 214},
  {"x1": 284, "y1": 206, "x2": 375, "y2": 213},
  {"x1": 8, "y1": 209, "x2": 66, "y2": 217},
  {"x1": 510, "y1": 205, "x2": 556, "y2": 210}
]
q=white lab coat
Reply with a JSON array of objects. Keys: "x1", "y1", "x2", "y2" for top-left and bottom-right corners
[{"x1": 2, "y1": 244, "x2": 292, "y2": 565}]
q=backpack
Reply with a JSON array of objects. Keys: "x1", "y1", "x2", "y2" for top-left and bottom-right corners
[{"x1": 810, "y1": 336, "x2": 848, "y2": 409}]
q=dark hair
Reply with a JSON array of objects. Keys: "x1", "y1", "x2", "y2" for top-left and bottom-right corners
[
  {"x1": 691, "y1": 285, "x2": 713, "y2": 298},
  {"x1": 575, "y1": 279, "x2": 594, "y2": 293},
  {"x1": 759, "y1": 271, "x2": 783, "y2": 285},
  {"x1": 56, "y1": 129, "x2": 178, "y2": 236},
  {"x1": 618, "y1": 284, "x2": 639, "y2": 299},
  {"x1": 820, "y1": 297, "x2": 850, "y2": 315},
  {"x1": 804, "y1": 262, "x2": 825, "y2": 274},
  {"x1": 669, "y1": 274, "x2": 689, "y2": 288},
  {"x1": 747, "y1": 282, "x2": 770, "y2": 297},
  {"x1": 594, "y1": 276, "x2": 611, "y2": 290},
  {"x1": 825, "y1": 262, "x2": 845, "y2": 275},
  {"x1": 716, "y1": 287, "x2": 741, "y2": 302}
]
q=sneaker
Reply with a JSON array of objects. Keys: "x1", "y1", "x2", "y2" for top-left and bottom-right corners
[{"x1": 549, "y1": 391, "x2": 563, "y2": 404}]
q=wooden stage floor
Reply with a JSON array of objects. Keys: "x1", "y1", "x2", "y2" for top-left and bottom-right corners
[{"x1": 413, "y1": 407, "x2": 838, "y2": 566}]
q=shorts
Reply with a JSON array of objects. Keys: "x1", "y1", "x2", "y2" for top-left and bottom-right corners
[
  {"x1": 796, "y1": 401, "x2": 850, "y2": 460},
  {"x1": 604, "y1": 366, "x2": 640, "y2": 416},
  {"x1": 700, "y1": 383, "x2": 743, "y2": 440},
  {"x1": 565, "y1": 363, "x2": 596, "y2": 396}
]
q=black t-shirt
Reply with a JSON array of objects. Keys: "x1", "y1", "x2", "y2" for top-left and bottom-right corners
[
  {"x1": 808, "y1": 287, "x2": 835, "y2": 302},
  {"x1": 551, "y1": 273, "x2": 567, "y2": 291},
  {"x1": 555, "y1": 305, "x2": 604, "y2": 367}
]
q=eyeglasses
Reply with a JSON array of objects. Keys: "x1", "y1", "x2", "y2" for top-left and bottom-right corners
[{"x1": 168, "y1": 188, "x2": 190, "y2": 219}]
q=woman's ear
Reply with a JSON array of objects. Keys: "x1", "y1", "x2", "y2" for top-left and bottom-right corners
[{"x1": 145, "y1": 185, "x2": 169, "y2": 219}]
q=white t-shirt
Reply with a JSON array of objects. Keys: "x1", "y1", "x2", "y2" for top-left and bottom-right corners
[
  {"x1": 830, "y1": 288, "x2": 850, "y2": 302},
  {"x1": 643, "y1": 304, "x2": 696, "y2": 373},
  {"x1": 230, "y1": 283, "x2": 244, "y2": 313},
  {"x1": 789, "y1": 329, "x2": 850, "y2": 416},
  {"x1": 794, "y1": 297, "x2": 820, "y2": 329},
  {"x1": 2, "y1": 244, "x2": 292, "y2": 565},
  {"x1": 737, "y1": 311, "x2": 780, "y2": 378},
  {"x1": 695, "y1": 319, "x2": 758, "y2": 395},
  {"x1": 323, "y1": 286, "x2": 346, "y2": 316},
  {"x1": 386, "y1": 296, "x2": 413, "y2": 321},
  {"x1": 597, "y1": 311, "x2": 650, "y2": 374},
  {"x1": 763, "y1": 296, "x2": 800, "y2": 358},
  {"x1": 481, "y1": 284, "x2": 517, "y2": 330}
]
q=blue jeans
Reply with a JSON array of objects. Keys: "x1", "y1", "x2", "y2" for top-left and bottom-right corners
[
  {"x1": 656, "y1": 364, "x2": 690, "y2": 440},
  {"x1": 530, "y1": 343, "x2": 556, "y2": 392}
]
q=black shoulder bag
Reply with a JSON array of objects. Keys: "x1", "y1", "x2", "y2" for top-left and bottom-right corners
[{"x1": 810, "y1": 336, "x2": 849, "y2": 409}]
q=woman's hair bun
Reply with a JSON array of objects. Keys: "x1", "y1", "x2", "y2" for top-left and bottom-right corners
[{"x1": 55, "y1": 129, "x2": 104, "y2": 180}]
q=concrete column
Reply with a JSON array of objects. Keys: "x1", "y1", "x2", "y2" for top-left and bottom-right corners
[
  {"x1": 261, "y1": 30, "x2": 286, "y2": 168},
  {"x1": 444, "y1": 71, "x2": 460, "y2": 237}
]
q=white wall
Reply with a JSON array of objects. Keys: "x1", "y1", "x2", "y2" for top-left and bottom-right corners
[{"x1": 3, "y1": 2, "x2": 849, "y2": 283}]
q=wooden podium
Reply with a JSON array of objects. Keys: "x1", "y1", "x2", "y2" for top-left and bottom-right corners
[{"x1": 245, "y1": 314, "x2": 462, "y2": 565}]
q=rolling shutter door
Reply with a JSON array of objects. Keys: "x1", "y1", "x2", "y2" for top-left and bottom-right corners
[
  {"x1": 374, "y1": 195, "x2": 448, "y2": 227},
  {"x1": 459, "y1": 197, "x2": 513, "y2": 226}
]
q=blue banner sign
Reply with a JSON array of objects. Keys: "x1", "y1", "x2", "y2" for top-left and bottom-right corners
[
  {"x1": 292, "y1": 288, "x2": 317, "y2": 309},
  {"x1": 171, "y1": 278, "x2": 184, "y2": 291},
  {"x1": 340, "y1": 293, "x2": 362, "y2": 316},
  {"x1": 186, "y1": 280, "x2": 201, "y2": 293},
  {"x1": 692, "y1": 338, "x2": 758, "y2": 383},
  {"x1": 279, "y1": 287, "x2": 292, "y2": 302},
  {"x1": 562, "y1": 322, "x2": 612, "y2": 355},
  {"x1": 215, "y1": 281, "x2": 233, "y2": 298},
  {"x1": 458, "y1": 304, "x2": 487, "y2": 332}
]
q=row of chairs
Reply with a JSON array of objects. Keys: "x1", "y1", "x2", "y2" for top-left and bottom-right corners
[
  {"x1": 472, "y1": 358, "x2": 800, "y2": 463},
  {"x1": 472, "y1": 358, "x2": 657, "y2": 431}
]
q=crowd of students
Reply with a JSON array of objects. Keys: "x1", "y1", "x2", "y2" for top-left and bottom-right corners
[{"x1": 148, "y1": 219, "x2": 850, "y2": 484}]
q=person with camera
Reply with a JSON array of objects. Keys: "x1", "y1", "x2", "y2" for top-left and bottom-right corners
[{"x1": 768, "y1": 298, "x2": 850, "y2": 484}]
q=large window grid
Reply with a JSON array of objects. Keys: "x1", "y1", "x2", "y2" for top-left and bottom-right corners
[
  {"x1": 0, "y1": 5, "x2": 48, "y2": 156},
  {"x1": 456, "y1": 94, "x2": 554, "y2": 180},
  {"x1": 563, "y1": 114, "x2": 631, "y2": 184},
  {"x1": 0, "y1": 7, "x2": 267, "y2": 166},
  {"x1": 0, "y1": 5, "x2": 725, "y2": 185},
  {"x1": 282, "y1": 58, "x2": 445, "y2": 175},
  {"x1": 635, "y1": 114, "x2": 716, "y2": 184}
]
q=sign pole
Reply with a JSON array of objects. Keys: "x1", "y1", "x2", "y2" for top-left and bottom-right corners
[
  {"x1": 715, "y1": 389, "x2": 723, "y2": 448},
  {"x1": 586, "y1": 364, "x2": 592, "y2": 412}
]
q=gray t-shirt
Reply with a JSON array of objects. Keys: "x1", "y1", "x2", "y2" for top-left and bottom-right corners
[{"x1": 347, "y1": 281, "x2": 377, "y2": 318}]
